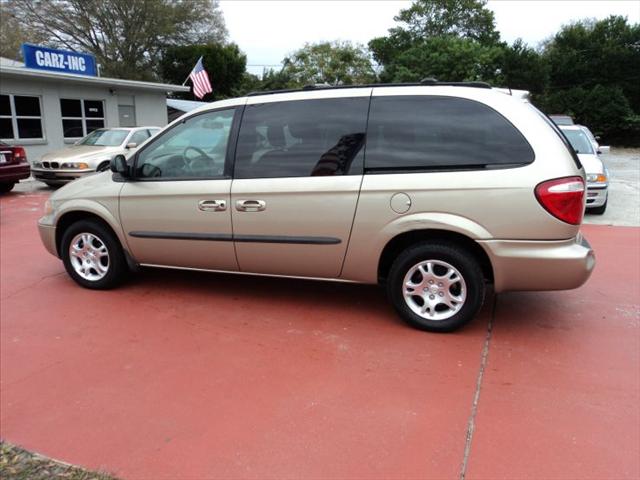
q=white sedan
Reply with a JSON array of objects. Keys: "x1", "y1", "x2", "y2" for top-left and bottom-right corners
[
  {"x1": 560, "y1": 125, "x2": 609, "y2": 214},
  {"x1": 31, "y1": 127, "x2": 160, "y2": 187}
]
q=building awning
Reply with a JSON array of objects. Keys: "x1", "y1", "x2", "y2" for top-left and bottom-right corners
[{"x1": 0, "y1": 64, "x2": 190, "y2": 93}]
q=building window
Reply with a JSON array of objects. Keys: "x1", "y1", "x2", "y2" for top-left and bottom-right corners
[
  {"x1": 0, "y1": 94, "x2": 44, "y2": 140},
  {"x1": 60, "y1": 99, "x2": 105, "y2": 139}
]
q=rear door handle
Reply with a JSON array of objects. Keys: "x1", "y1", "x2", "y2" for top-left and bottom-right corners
[
  {"x1": 236, "y1": 199, "x2": 266, "y2": 212},
  {"x1": 198, "y1": 200, "x2": 226, "y2": 212}
]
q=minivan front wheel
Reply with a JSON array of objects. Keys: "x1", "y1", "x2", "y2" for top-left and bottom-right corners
[
  {"x1": 61, "y1": 220, "x2": 126, "y2": 289},
  {"x1": 387, "y1": 243, "x2": 485, "y2": 332}
]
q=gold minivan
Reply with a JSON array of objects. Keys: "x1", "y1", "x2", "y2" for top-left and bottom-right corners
[{"x1": 38, "y1": 82, "x2": 595, "y2": 331}]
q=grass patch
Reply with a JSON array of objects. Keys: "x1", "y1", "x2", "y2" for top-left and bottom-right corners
[{"x1": 0, "y1": 441, "x2": 118, "y2": 480}]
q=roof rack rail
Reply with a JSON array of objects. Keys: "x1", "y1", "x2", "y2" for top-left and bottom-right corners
[{"x1": 246, "y1": 80, "x2": 492, "y2": 97}]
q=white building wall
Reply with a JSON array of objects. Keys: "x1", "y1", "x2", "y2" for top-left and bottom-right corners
[{"x1": 0, "y1": 77, "x2": 169, "y2": 162}]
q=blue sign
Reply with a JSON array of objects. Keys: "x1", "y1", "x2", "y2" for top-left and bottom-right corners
[{"x1": 21, "y1": 44, "x2": 97, "y2": 77}]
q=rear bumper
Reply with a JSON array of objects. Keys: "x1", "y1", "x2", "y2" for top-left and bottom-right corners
[
  {"x1": 31, "y1": 168, "x2": 94, "y2": 184},
  {"x1": 0, "y1": 163, "x2": 30, "y2": 183},
  {"x1": 480, "y1": 233, "x2": 595, "y2": 293}
]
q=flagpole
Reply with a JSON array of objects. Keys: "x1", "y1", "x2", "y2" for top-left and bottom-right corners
[{"x1": 182, "y1": 56, "x2": 202, "y2": 86}]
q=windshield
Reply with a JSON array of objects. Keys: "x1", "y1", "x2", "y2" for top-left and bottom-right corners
[
  {"x1": 78, "y1": 129, "x2": 128, "y2": 146},
  {"x1": 562, "y1": 129, "x2": 594, "y2": 154}
]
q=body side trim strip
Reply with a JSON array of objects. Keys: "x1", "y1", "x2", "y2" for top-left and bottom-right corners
[{"x1": 128, "y1": 231, "x2": 341, "y2": 245}]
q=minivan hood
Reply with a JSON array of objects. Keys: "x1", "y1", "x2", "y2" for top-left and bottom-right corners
[
  {"x1": 41, "y1": 145, "x2": 122, "y2": 161},
  {"x1": 577, "y1": 153, "x2": 605, "y2": 175}
]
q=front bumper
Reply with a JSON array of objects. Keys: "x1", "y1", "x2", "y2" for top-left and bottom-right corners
[
  {"x1": 0, "y1": 163, "x2": 30, "y2": 183},
  {"x1": 31, "y1": 168, "x2": 94, "y2": 184},
  {"x1": 479, "y1": 233, "x2": 595, "y2": 293},
  {"x1": 38, "y1": 221, "x2": 58, "y2": 257},
  {"x1": 586, "y1": 184, "x2": 608, "y2": 208}
]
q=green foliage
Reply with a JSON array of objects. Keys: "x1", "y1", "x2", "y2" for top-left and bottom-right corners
[
  {"x1": 500, "y1": 39, "x2": 549, "y2": 94},
  {"x1": 160, "y1": 44, "x2": 246, "y2": 101},
  {"x1": 544, "y1": 15, "x2": 640, "y2": 112},
  {"x1": 392, "y1": 0, "x2": 499, "y2": 45},
  {"x1": 281, "y1": 41, "x2": 376, "y2": 86},
  {"x1": 379, "y1": 36, "x2": 504, "y2": 83}
]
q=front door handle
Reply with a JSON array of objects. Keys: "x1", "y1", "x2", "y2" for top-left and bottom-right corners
[
  {"x1": 236, "y1": 199, "x2": 266, "y2": 212},
  {"x1": 198, "y1": 199, "x2": 226, "y2": 212}
]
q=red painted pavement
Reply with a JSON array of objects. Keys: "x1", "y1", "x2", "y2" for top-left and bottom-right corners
[{"x1": 1, "y1": 190, "x2": 638, "y2": 479}]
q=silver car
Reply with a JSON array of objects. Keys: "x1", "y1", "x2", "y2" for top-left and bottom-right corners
[
  {"x1": 560, "y1": 125, "x2": 609, "y2": 214},
  {"x1": 38, "y1": 82, "x2": 595, "y2": 332},
  {"x1": 31, "y1": 127, "x2": 160, "y2": 186}
]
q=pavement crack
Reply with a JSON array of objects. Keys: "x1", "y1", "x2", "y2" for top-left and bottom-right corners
[
  {"x1": 0, "y1": 271, "x2": 65, "y2": 301},
  {"x1": 459, "y1": 293, "x2": 496, "y2": 480}
]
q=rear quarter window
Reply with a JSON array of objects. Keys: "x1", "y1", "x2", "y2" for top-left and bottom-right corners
[{"x1": 365, "y1": 96, "x2": 534, "y2": 172}]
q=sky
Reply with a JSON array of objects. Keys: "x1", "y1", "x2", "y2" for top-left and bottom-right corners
[{"x1": 219, "y1": 0, "x2": 640, "y2": 76}]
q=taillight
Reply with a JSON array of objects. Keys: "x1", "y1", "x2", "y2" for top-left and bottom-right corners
[
  {"x1": 535, "y1": 176, "x2": 585, "y2": 225},
  {"x1": 12, "y1": 146, "x2": 27, "y2": 162}
]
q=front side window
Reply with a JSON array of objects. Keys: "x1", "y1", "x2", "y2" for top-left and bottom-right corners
[
  {"x1": 0, "y1": 94, "x2": 44, "y2": 140},
  {"x1": 129, "y1": 129, "x2": 151, "y2": 146},
  {"x1": 366, "y1": 96, "x2": 534, "y2": 171},
  {"x1": 60, "y1": 99, "x2": 105, "y2": 139},
  {"x1": 135, "y1": 108, "x2": 234, "y2": 179},
  {"x1": 234, "y1": 97, "x2": 369, "y2": 179},
  {"x1": 78, "y1": 129, "x2": 128, "y2": 146}
]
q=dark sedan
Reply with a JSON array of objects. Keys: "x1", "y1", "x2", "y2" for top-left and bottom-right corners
[{"x1": 0, "y1": 142, "x2": 30, "y2": 193}]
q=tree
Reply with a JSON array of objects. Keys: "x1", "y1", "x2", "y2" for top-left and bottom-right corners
[
  {"x1": 369, "y1": 0, "x2": 501, "y2": 84},
  {"x1": 0, "y1": 1, "x2": 48, "y2": 59},
  {"x1": 500, "y1": 39, "x2": 549, "y2": 94},
  {"x1": 392, "y1": 0, "x2": 499, "y2": 45},
  {"x1": 160, "y1": 43, "x2": 246, "y2": 101},
  {"x1": 543, "y1": 16, "x2": 640, "y2": 112},
  {"x1": 281, "y1": 41, "x2": 376, "y2": 86},
  {"x1": 4, "y1": 0, "x2": 228, "y2": 80}
]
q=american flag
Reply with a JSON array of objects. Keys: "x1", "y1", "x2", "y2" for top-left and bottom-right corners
[{"x1": 189, "y1": 56, "x2": 212, "y2": 99}]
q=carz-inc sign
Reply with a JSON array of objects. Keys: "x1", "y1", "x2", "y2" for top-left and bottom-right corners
[{"x1": 22, "y1": 44, "x2": 97, "y2": 77}]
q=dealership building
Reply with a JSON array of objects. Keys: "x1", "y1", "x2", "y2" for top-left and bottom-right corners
[{"x1": 0, "y1": 45, "x2": 189, "y2": 161}]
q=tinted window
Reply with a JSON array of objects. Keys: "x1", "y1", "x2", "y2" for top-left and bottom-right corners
[
  {"x1": 366, "y1": 96, "x2": 534, "y2": 171},
  {"x1": 14, "y1": 96, "x2": 41, "y2": 116},
  {"x1": 234, "y1": 98, "x2": 369, "y2": 179},
  {"x1": 86, "y1": 119, "x2": 105, "y2": 133},
  {"x1": 0, "y1": 95, "x2": 10, "y2": 116},
  {"x1": 63, "y1": 119, "x2": 83, "y2": 138},
  {"x1": 136, "y1": 108, "x2": 234, "y2": 179},
  {"x1": 0, "y1": 118, "x2": 13, "y2": 139},
  {"x1": 84, "y1": 100, "x2": 104, "y2": 118},
  {"x1": 60, "y1": 99, "x2": 82, "y2": 117},
  {"x1": 17, "y1": 118, "x2": 43, "y2": 138}
]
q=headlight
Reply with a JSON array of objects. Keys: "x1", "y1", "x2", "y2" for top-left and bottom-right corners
[
  {"x1": 61, "y1": 162, "x2": 90, "y2": 169},
  {"x1": 32, "y1": 161, "x2": 42, "y2": 168},
  {"x1": 587, "y1": 173, "x2": 607, "y2": 183}
]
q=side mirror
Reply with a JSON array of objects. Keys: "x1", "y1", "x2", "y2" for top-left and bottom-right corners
[
  {"x1": 125, "y1": 142, "x2": 137, "y2": 149},
  {"x1": 110, "y1": 154, "x2": 129, "y2": 176}
]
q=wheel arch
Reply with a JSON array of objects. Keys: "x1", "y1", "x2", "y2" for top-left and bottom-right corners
[
  {"x1": 55, "y1": 210, "x2": 122, "y2": 258},
  {"x1": 378, "y1": 229, "x2": 494, "y2": 285}
]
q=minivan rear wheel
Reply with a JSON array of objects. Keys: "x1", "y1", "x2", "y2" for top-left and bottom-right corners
[
  {"x1": 387, "y1": 242, "x2": 485, "y2": 332},
  {"x1": 61, "y1": 220, "x2": 127, "y2": 289}
]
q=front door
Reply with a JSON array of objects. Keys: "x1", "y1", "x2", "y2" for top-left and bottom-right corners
[
  {"x1": 230, "y1": 94, "x2": 371, "y2": 278},
  {"x1": 119, "y1": 107, "x2": 239, "y2": 271}
]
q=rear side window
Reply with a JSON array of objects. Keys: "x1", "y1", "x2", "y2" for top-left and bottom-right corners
[
  {"x1": 234, "y1": 98, "x2": 369, "y2": 179},
  {"x1": 365, "y1": 96, "x2": 534, "y2": 171}
]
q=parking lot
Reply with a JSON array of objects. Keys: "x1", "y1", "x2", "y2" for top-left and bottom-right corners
[{"x1": 1, "y1": 149, "x2": 639, "y2": 479}]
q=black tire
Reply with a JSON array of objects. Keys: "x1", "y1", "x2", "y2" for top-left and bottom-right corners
[
  {"x1": 97, "y1": 161, "x2": 110, "y2": 172},
  {"x1": 44, "y1": 182, "x2": 62, "y2": 189},
  {"x1": 587, "y1": 198, "x2": 607, "y2": 215},
  {"x1": 0, "y1": 182, "x2": 15, "y2": 193},
  {"x1": 386, "y1": 242, "x2": 485, "y2": 332},
  {"x1": 60, "y1": 219, "x2": 127, "y2": 289}
]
